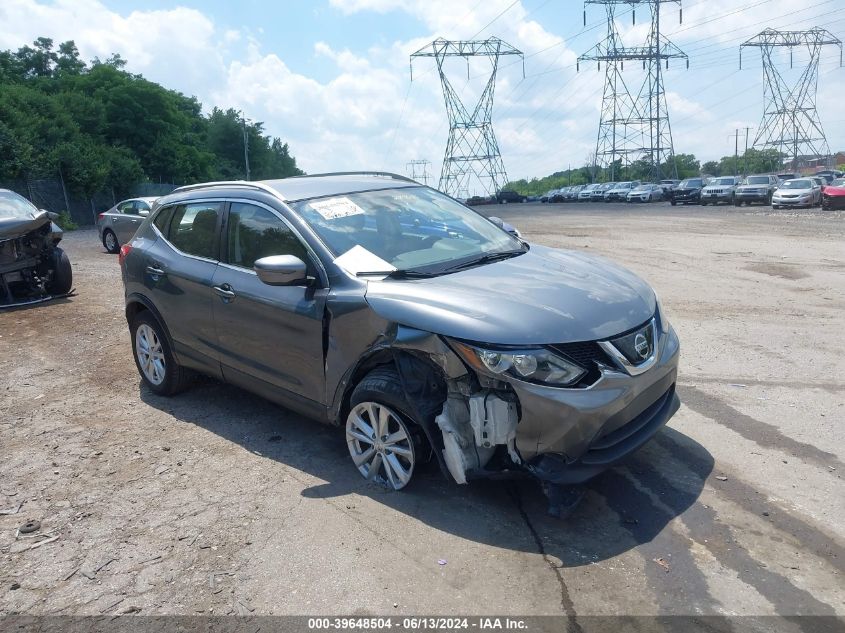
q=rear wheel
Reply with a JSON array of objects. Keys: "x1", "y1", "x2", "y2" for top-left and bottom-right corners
[
  {"x1": 103, "y1": 229, "x2": 119, "y2": 254},
  {"x1": 346, "y1": 366, "x2": 425, "y2": 490},
  {"x1": 131, "y1": 311, "x2": 190, "y2": 396}
]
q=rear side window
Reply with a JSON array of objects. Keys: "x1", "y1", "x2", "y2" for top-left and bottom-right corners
[
  {"x1": 153, "y1": 205, "x2": 175, "y2": 233},
  {"x1": 167, "y1": 202, "x2": 221, "y2": 260},
  {"x1": 226, "y1": 203, "x2": 309, "y2": 269}
]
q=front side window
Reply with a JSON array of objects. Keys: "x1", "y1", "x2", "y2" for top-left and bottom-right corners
[
  {"x1": 292, "y1": 186, "x2": 523, "y2": 275},
  {"x1": 226, "y1": 203, "x2": 309, "y2": 269},
  {"x1": 167, "y1": 202, "x2": 221, "y2": 259}
]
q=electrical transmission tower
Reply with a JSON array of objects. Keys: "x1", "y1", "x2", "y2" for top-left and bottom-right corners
[
  {"x1": 578, "y1": 1, "x2": 687, "y2": 181},
  {"x1": 411, "y1": 38, "x2": 523, "y2": 198},
  {"x1": 740, "y1": 28, "x2": 842, "y2": 171},
  {"x1": 406, "y1": 159, "x2": 432, "y2": 185}
]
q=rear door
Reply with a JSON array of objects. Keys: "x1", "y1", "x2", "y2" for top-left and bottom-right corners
[
  {"x1": 115, "y1": 200, "x2": 145, "y2": 244},
  {"x1": 106, "y1": 200, "x2": 135, "y2": 242},
  {"x1": 211, "y1": 201, "x2": 327, "y2": 404},
  {"x1": 142, "y1": 200, "x2": 223, "y2": 374}
]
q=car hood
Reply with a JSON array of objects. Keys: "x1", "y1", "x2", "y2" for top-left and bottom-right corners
[
  {"x1": 737, "y1": 184, "x2": 769, "y2": 190},
  {"x1": 775, "y1": 188, "x2": 814, "y2": 195},
  {"x1": 823, "y1": 186, "x2": 845, "y2": 195},
  {"x1": 0, "y1": 212, "x2": 51, "y2": 240},
  {"x1": 364, "y1": 244, "x2": 656, "y2": 345}
]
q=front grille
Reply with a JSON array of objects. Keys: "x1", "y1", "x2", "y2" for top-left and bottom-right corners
[{"x1": 550, "y1": 340, "x2": 614, "y2": 367}]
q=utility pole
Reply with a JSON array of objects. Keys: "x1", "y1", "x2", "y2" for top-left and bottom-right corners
[
  {"x1": 741, "y1": 28, "x2": 842, "y2": 174},
  {"x1": 734, "y1": 129, "x2": 739, "y2": 176},
  {"x1": 406, "y1": 159, "x2": 432, "y2": 185},
  {"x1": 744, "y1": 126, "x2": 751, "y2": 175},
  {"x1": 411, "y1": 38, "x2": 524, "y2": 197},
  {"x1": 578, "y1": 1, "x2": 688, "y2": 182},
  {"x1": 241, "y1": 113, "x2": 251, "y2": 181}
]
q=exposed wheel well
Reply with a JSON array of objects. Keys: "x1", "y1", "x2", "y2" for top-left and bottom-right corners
[{"x1": 337, "y1": 349, "x2": 448, "y2": 430}]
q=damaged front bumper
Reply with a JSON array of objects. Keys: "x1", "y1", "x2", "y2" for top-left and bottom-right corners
[{"x1": 436, "y1": 324, "x2": 680, "y2": 486}]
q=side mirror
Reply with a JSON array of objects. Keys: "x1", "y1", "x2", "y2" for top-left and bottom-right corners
[
  {"x1": 138, "y1": 209, "x2": 150, "y2": 217},
  {"x1": 489, "y1": 216, "x2": 521, "y2": 238},
  {"x1": 45, "y1": 210, "x2": 59, "y2": 221},
  {"x1": 254, "y1": 255, "x2": 308, "y2": 286}
]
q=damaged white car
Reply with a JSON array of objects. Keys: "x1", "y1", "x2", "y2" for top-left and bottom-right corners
[{"x1": 0, "y1": 189, "x2": 73, "y2": 308}]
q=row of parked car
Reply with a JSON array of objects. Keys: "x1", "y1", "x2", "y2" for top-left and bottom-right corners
[
  {"x1": 538, "y1": 170, "x2": 845, "y2": 209},
  {"x1": 669, "y1": 171, "x2": 845, "y2": 209},
  {"x1": 541, "y1": 180, "x2": 679, "y2": 204}
]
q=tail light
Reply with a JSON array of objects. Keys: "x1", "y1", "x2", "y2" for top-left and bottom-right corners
[
  {"x1": 119, "y1": 244, "x2": 132, "y2": 266},
  {"x1": 97, "y1": 213, "x2": 105, "y2": 222}
]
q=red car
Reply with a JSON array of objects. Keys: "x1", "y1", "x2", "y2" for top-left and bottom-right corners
[{"x1": 821, "y1": 178, "x2": 845, "y2": 210}]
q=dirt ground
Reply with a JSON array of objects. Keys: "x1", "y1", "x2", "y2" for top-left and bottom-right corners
[{"x1": 0, "y1": 202, "x2": 843, "y2": 618}]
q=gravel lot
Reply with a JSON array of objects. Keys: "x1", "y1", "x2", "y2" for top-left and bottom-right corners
[{"x1": 1, "y1": 201, "x2": 843, "y2": 617}]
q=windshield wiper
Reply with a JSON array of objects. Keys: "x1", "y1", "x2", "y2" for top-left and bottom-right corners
[
  {"x1": 441, "y1": 248, "x2": 527, "y2": 273},
  {"x1": 356, "y1": 269, "x2": 438, "y2": 279}
]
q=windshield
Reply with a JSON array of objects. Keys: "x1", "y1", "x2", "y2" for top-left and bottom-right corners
[
  {"x1": 781, "y1": 180, "x2": 812, "y2": 189},
  {"x1": 632, "y1": 184, "x2": 651, "y2": 192},
  {"x1": 832, "y1": 179, "x2": 845, "y2": 186},
  {"x1": 293, "y1": 186, "x2": 524, "y2": 275},
  {"x1": 712, "y1": 178, "x2": 736, "y2": 186},
  {"x1": 679, "y1": 179, "x2": 703, "y2": 188},
  {"x1": 744, "y1": 176, "x2": 769, "y2": 185},
  {"x1": 615, "y1": 182, "x2": 634, "y2": 189},
  {"x1": 0, "y1": 191, "x2": 38, "y2": 220}
]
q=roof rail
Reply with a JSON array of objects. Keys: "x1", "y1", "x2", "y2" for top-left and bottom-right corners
[
  {"x1": 287, "y1": 171, "x2": 419, "y2": 184},
  {"x1": 170, "y1": 180, "x2": 284, "y2": 199}
]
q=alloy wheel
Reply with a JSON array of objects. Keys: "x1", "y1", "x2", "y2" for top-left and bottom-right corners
[
  {"x1": 135, "y1": 323, "x2": 166, "y2": 386},
  {"x1": 105, "y1": 231, "x2": 117, "y2": 252},
  {"x1": 346, "y1": 402, "x2": 415, "y2": 490}
]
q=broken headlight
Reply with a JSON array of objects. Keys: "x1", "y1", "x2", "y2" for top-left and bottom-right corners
[{"x1": 450, "y1": 341, "x2": 587, "y2": 387}]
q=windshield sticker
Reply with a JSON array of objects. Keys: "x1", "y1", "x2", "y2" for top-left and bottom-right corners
[
  {"x1": 334, "y1": 245, "x2": 396, "y2": 276},
  {"x1": 309, "y1": 197, "x2": 366, "y2": 221}
]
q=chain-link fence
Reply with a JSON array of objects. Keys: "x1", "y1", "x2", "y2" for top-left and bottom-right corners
[{"x1": 0, "y1": 178, "x2": 179, "y2": 226}]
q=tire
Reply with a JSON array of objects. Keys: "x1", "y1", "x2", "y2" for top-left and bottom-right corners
[
  {"x1": 130, "y1": 311, "x2": 190, "y2": 396},
  {"x1": 701, "y1": 201, "x2": 707, "y2": 206},
  {"x1": 103, "y1": 229, "x2": 119, "y2": 254},
  {"x1": 772, "y1": 204, "x2": 780, "y2": 210},
  {"x1": 670, "y1": 200, "x2": 677, "y2": 206},
  {"x1": 736, "y1": 200, "x2": 743, "y2": 206},
  {"x1": 346, "y1": 366, "x2": 426, "y2": 490},
  {"x1": 47, "y1": 247, "x2": 72, "y2": 294}
]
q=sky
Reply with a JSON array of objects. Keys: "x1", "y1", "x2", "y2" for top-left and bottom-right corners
[{"x1": 1, "y1": 0, "x2": 844, "y2": 191}]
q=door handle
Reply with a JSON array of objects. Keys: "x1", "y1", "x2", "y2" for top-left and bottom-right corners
[
  {"x1": 213, "y1": 284, "x2": 236, "y2": 302},
  {"x1": 145, "y1": 265, "x2": 166, "y2": 278}
]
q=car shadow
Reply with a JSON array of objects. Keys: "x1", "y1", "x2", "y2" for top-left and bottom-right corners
[{"x1": 139, "y1": 377, "x2": 712, "y2": 568}]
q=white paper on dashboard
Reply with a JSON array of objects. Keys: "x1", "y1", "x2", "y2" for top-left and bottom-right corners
[{"x1": 334, "y1": 245, "x2": 396, "y2": 276}]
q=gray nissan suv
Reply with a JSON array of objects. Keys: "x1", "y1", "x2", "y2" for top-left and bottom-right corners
[{"x1": 119, "y1": 173, "x2": 680, "y2": 514}]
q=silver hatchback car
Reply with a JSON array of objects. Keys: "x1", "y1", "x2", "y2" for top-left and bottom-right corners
[
  {"x1": 97, "y1": 197, "x2": 158, "y2": 253},
  {"x1": 119, "y1": 173, "x2": 680, "y2": 515}
]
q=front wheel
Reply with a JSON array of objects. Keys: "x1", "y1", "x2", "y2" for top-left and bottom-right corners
[
  {"x1": 670, "y1": 200, "x2": 677, "y2": 206},
  {"x1": 131, "y1": 312, "x2": 190, "y2": 396},
  {"x1": 346, "y1": 367, "x2": 424, "y2": 490},
  {"x1": 47, "y1": 247, "x2": 72, "y2": 294}
]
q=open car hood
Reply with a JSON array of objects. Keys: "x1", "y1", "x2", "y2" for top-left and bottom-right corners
[
  {"x1": 364, "y1": 244, "x2": 656, "y2": 345},
  {"x1": 0, "y1": 211, "x2": 51, "y2": 241}
]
